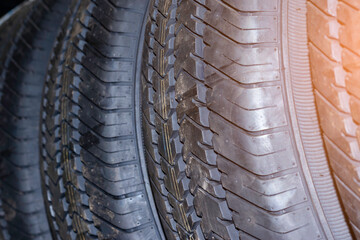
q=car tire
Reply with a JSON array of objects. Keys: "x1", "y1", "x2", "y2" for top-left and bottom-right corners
[
  {"x1": 141, "y1": 0, "x2": 352, "y2": 239},
  {"x1": 0, "y1": 0, "x2": 73, "y2": 239},
  {"x1": 40, "y1": 0, "x2": 165, "y2": 239},
  {"x1": 308, "y1": 0, "x2": 360, "y2": 237}
]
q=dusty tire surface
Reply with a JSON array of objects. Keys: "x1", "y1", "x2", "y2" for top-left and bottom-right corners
[
  {"x1": 308, "y1": 0, "x2": 360, "y2": 237},
  {"x1": 40, "y1": 0, "x2": 164, "y2": 239},
  {"x1": 141, "y1": 0, "x2": 352, "y2": 239},
  {"x1": 0, "y1": 0, "x2": 72, "y2": 239}
]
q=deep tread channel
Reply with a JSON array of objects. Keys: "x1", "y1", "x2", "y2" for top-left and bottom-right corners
[
  {"x1": 142, "y1": 0, "x2": 351, "y2": 239},
  {"x1": 0, "y1": 0, "x2": 72, "y2": 239},
  {"x1": 40, "y1": 0, "x2": 164, "y2": 239}
]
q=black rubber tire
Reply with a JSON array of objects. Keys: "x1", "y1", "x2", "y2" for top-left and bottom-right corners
[
  {"x1": 308, "y1": 0, "x2": 360, "y2": 238},
  {"x1": 141, "y1": 0, "x2": 352, "y2": 239},
  {"x1": 0, "y1": 2, "x2": 37, "y2": 238},
  {"x1": 0, "y1": 0, "x2": 72, "y2": 239},
  {"x1": 0, "y1": 0, "x2": 34, "y2": 70},
  {"x1": 40, "y1": 0, "x2": 164, "y2": 239}
]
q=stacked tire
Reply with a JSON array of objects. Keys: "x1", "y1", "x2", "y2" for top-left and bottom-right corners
[
  {"x1": 0, "y1": 0, "x2": 358, "y2": 239},
  {"x1": 0, "y1": 0, "x2": 73, "y2": 238}
]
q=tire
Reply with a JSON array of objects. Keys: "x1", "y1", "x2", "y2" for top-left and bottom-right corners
[
  {"x1": 0, "y1": 2, "x2": 37, "y2": 238},
  {"x1": 141, "y1": 0, "x2": 352, "y2": 239},
  {"x1": 40, "y1": 0, "x2": 164, "y2": 239},
  {"x1": 0, "y1": 0, "x2": 34, "y2": 69},
  {"x1": 308, "y1": 0, "x2": 360, "y2": 238},
  {"x1": 0, "y1": 0, "x2": 72, "y2": 239}
]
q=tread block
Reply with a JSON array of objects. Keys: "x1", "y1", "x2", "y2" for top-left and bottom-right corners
[
  {"x1": 167, "y1": 194, "x2": 198, "y2": 233},
  {"x1": 324, "y1": 137, "x2": 360, "y2": 199},
  {"x1": 85, "y1": 139, "x2": 137, "y2": 165},
  {"x1": 221, "y1": 0, "x2": 278, "y2": 12},
  {"x1": 194, "y1": 188, "x2": 238, "y2": 240},
  {"x1": 350, "y1": 96, "x2": 360, "y2": 124},
  {"x1": 93, "y1": 215, "x2": 158, "y2": 240},
  {"x1": 155, "y1": 115, "x2": 181, "y2": 165},
  {"x1": 87, "y1": 185, "x2": 153, "y2": 230},
  {"x1": 210, "y1": 112, "x2": 296, "y2": 175},
  {"x1": 174, "y1": 27, "x2": 204, "y2": 80},
  {"x1": 90, "y1": 0, "x2": 142, "y2": 33},
  {"x1": 205, "y1": 0, "x2": 277, "y2": 44},
  {"x1": 209, "y1": 111, "x2": 291, "y2": 156},
  {"x1": 338, "y1": 2, "x2": 360, "y2": 56},
  {"x1": 186, "y1": 155, "x2": 225, "y2": 198},
  {"x1": 175, "y1": 0, "x2": 206, "y2": 36},
  {"x1": 207, "y1": 80, "x2": 287, "y2": 131},
  {"x1": 146, "y1": 151, "x2": 165, "y2": 191},
  {"x1": 229, "y1": 193, "x2": 321, "y2": 240},
  {"x1": 109, "y1": 0, "x2": 147, "y2": 9},
  {"x1": 81, "y1": 53, "x2": 134, "y2": 83},
  {"x1": 218, "y1": 157, "x2": 307, "y2": 212},
  {"x1": 83, "y1": 23, "x2": 137, "y2": 58},
  {"x1": 309, "y1": 43, "x2": 349, "y2": 112},
  {"x1": 204, "y1": 29, "x2": 280, "y2": 85},
  {"x1": 83, "y1": 151, "x2": 143, "y2": 196},
  {"x1": 309, "y1": 0, "x2": 337, "y2": 16},
  {"x1": 307, "y1": 2, "x2": 341, "y2": 61},
  {"x1": 180, "y1": 118, "x2": 216, "y2": 165},
  {"x1": 315, "y1": 91, "x2": 360, "y2": 160},
  {"x1": 77, "y1": 81, "x2": 133, "y2": 110},
  {"x1": 342, "y1": 48, "x2": 360, "y2": 100},
  {"x1": 335, "y1": 177, "x2": 360, "y2": 231},
  {"x1": 161, "y1": 159, "x2": 188, "y2": 201}
]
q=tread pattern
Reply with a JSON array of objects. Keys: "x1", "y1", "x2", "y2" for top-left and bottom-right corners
[
  {"x1": 174, "y1": 1, "x2": 239, "y2": 239},
  {"x1": 0, "y1": 1, "x2": 33, "y2": 79},
  {"x1": 0, "y1": 3, "x2": 36, "y2": 239},
  {"x1": 198, "y1": 1, "x2": 322, "y2": 239},
  {"x1": 308, "y1": 0, "x2": 360, "y2": 236},
  {"x1": 142, "y1": 0, "x2": 206, "y2": 239},
  {"x1": 41, "y1": 0, "x2": 98, "y2": 239},
  {"x1": 0, "y1": 0, "x2": 71, "y2": 239},
  {"x1": 144, "y1": 0, "x2": 351, "y2": 239},
  {"x1": 41, "y1": 0, "x2": 163, "y2": 239}
]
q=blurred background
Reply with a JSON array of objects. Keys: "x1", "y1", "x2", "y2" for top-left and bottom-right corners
[{"x1": 0, "y1": 1, "x2": 24, "y2": 17}]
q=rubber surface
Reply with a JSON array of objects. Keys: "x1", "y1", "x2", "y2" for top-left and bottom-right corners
[
  {"x1": 141, "y1": 0, "x2": 351, "y2": 239},
  {"x1": 308, "y1": 0, "x2": 360, "y2": 237},
  {"x1": 0, "y1": 2, "x2": 37, "y2": 238},
  {"x1": 0, "y1": 0, "x2": 71, "y2": 239},
  {"x1": 40, "y1": 0, "x2": 164, "y2": 239},
  {"x1": 0, "y1": 1, "x2": 34, "y2": 67}
]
